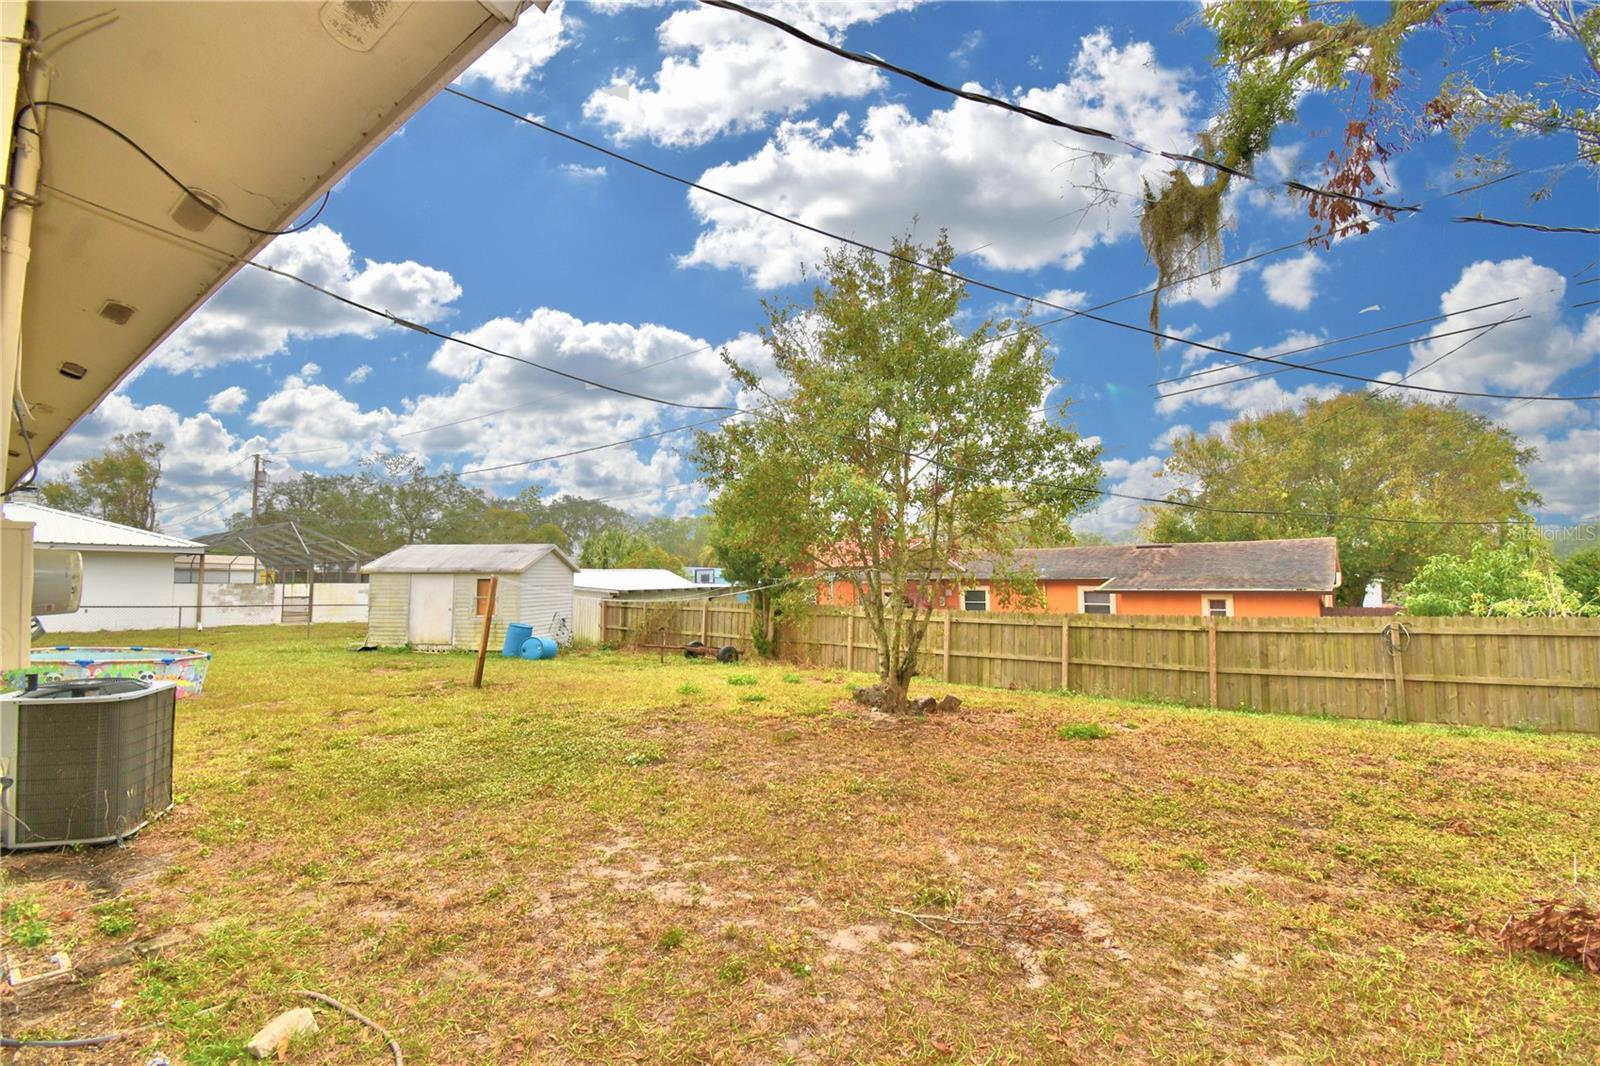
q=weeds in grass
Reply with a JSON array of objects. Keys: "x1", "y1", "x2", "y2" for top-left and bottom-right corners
[
  {"x1": 739, "y1": 693, "x2": 767, "y2": 703},
  {"x1": 717, "y1": 959, "x2": 748, "y2": 983},
  {"x1": 1179, "y1": 853, "x2": 1210, "y2": 873},
  {"x1": 726, "y1": 674, "x2": 758, "y2": 686},
  {"x1": 3, "y1": 898, "x2": 49, "y2": 947},
  {"x1": 913, "y1": 883, "x2": 961, "y2": 910},
  {"x1": 782, "y1": 673, "x2": 803, "y2": 684},
  {"x1": 1058, "y1": 722, "x2": 1110, "y2": 741},
  {"x1": 677, "y1": 682, "x2": 703, "y2": 696},
  {"x1": 657, "y1": 927, "x2": 687, "y2": 951},
  {"x1": 93, "y1": 899, "x2": 136, "y2": 938},
  {"x1": 624, "y1": 748, "x2": 666, "y2": 767}
]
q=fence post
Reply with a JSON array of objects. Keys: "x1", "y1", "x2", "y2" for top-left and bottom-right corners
[
  {"x1": 701, "y1": 599, "x2": 710, "y2": 644},
  {"x1": 1060, "y1": 615, "x2": 1070, "y2": 690},
  {"x1": 846, "y1": 610, "x2": 855, "y2": 671},
  {"x1": 602, "y1": 601, "x2": 612, "y2": 643},
  {"x1": 942, "y1": 611, "x2": 952, "y2": 682},
  {"x1": 1391, "y1": 633, "x2": 1408, "y2": 722},
  {"x1": 1207, "y1": 617, "x2": 1218, "y2": 707}
]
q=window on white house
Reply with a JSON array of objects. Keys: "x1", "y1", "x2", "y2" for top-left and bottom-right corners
[
  {"x1": 963, "y1": 588, "x2": 988, "y2": 612},
  {"x1": 1081, "y1": 590, "x2": 1114, "y2": 614},
  {"x1": 1205, "y1": 596, "x2": 1233, "y2": 617}
]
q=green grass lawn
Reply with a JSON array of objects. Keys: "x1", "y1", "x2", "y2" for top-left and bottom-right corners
[{"x1": 5, "y1": 623, "x2": 1599, "y2": 1063}]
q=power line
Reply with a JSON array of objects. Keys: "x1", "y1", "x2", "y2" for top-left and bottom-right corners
[
  {"x1": 1150, "y1": 295, "x2": 1528, "y2": 388},
  {"x1": 444, "y1": 89, "x2": 1598, "y2": 404},
  {"x1": 16, "y1": 101, "x2": 331, "y2": 237},
  {"x1": 1452, "y1": 216, "x2": 1600, "y2": 235},
  {"x1": 698, "y1": 0, "x2": 1418, "y2": 217},
  {"x1": 1158, "y1": 315, "x2": 1532, "y2": 400}
]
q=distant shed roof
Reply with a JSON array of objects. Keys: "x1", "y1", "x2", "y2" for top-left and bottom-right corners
[
  {"x1": 574, "y1": 568, "x2": 698, "y2": 593},
  {"x1": 362, "y1": 543, "x2": 577, "y2": 575},
  {"x1": 968, "y1": 537, "x2": 1340, "y2": 593},
  {"x1": 3, "y1": 500, "x2": 204, "y2": 552}
]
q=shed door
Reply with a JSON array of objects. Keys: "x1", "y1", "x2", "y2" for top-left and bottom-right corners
[{"x1": 407, "y1": 574, "x2": 455, "y2": 645}]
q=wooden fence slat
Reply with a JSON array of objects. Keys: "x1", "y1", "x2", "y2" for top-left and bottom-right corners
[{"x1": 601, "y1": 600, "x2": 1600, "y2": 733}]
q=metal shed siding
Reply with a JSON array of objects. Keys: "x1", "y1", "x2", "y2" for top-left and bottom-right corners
[
  {"x1": 514, "y1": 551, "x2": 575, "y2": 642},
  {"x1": 365, "y1": 572, "x2": 410, "y2": 646}
]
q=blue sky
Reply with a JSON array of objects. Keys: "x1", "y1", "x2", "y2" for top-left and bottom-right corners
[{"x1": 50, "y1": 0, "x2": 1600, "y2": 536}]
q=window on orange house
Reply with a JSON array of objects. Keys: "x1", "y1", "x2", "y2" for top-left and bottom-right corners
[
  {"x1": 963, "y1": 588, "x2": 989, "y2": 612},
  {"x1": 1205, "y1": 595, "x2": 1233, "y2": 617}
]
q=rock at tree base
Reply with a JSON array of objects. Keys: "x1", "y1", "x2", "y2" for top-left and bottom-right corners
[
  {"x1": 246, "y1": 1007, "x2": 317, "y2": 1059},
  {"x1": 852, "y1": 685, "x2": 886, "y2": 708}
]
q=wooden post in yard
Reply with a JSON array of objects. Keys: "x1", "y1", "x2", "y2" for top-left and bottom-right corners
[
  {"x1": 1060, "y1": 616, "x2": 1070, "y2": 690},
  {"x1": 701, "y1": 598, "x2": 710, "y2": 644},
  {"x1": 471, "y1": 576, "x2": 499, "y2": 689},
  {"x1": 942, "y1": 611, "x2": 952, "y2": 682},
  {"x1": 1207, "y1": 617, "x2": 1218, "y2": 707},
  {"x1": 846, "y1": 611, "x2": 855, "y2": 671}
]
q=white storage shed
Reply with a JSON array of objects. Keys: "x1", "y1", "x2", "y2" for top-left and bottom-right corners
[
  {"x1": 362, "y1": 544, "x2": 577, "y2": 650},
  {"x1": 4, "y1": 500, "x2": 205, "y2": 633}
]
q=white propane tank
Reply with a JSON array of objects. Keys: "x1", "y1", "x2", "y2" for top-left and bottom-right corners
[{"x1": 32, "y1": 549, "x2": 82, "y2": 614}]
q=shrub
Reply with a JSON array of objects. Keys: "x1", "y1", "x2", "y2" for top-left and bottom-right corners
[{"x1": 1058, "y1": 722, "x2": 1110, "y2": 741}]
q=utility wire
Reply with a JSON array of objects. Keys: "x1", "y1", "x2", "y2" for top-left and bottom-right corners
[
  {"x1": 15, "y1": 101, "x2": 330, "y2": 237},
  {"x1": 1452, "y1": 216, "x2": 1600, "y2": 235},
  {"x1": 445, "y1": 88, "x2": 1597, "y2": 404},
  {"x1": 40, "y1": 182, "x2": 734, "y2": 415},
  {"x1": 698, "y1": 0, "x2": 1418, "y2": 216}
]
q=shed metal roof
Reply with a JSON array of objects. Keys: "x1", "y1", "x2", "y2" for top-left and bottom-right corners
[
  {"x1": 363, "y1": 543, "x2": 577, "y2": 575},
  {"x1": 968, "y1": 538, "x2": 1340, "y2": 593},
  {"x1": 574, "y1": 568, "x2": 699, "y2": 593},
  {"x1": 2, "y1": 500, "x2": 204, "y2": 553}
]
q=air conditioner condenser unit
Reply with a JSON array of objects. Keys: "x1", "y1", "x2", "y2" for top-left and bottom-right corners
[{"x1": 0, "y1": 678, "x2": 177, "y2": 849}]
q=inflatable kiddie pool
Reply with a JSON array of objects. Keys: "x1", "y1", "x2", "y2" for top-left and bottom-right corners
[{"x1": 5, "y1": 646, "x2": 212, "y2": 699}]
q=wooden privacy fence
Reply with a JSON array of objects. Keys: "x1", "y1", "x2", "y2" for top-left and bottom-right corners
[{"x1": 601, "y1": 601, "x2": 1600, "y2": 733}]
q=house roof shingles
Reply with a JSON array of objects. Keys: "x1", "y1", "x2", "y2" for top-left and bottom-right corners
[{"x1": 969, "y1": 537, "x2": 1340, "y2": 593}]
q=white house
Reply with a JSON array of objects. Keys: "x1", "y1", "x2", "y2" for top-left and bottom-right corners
[
  {"x1": 5, "y1": 500, "x2": 204, "y2": 633},
  {"x1": 572, "y1": 568, "x2": 706, "y2": 641},
  {"x1": 363, "y1": 544, "x2": 577, "y2": 651}
]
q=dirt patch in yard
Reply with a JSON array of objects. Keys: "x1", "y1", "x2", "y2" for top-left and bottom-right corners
[{"x1": 5, "y1": 625, "x2": 1598, "y2": 1064}]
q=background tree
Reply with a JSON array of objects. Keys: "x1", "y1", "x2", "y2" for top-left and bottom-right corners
[
  {"x1": 1149, "y1": 394, "x2": 1538, "y2": 603},
  {"x1": 578, "y1": 526, "x2": 651, "y2": 569},
  {"x1": 1403, "y1": 525, "x2": 1589, "y2": 616},
  {"x1": 1140, "y1": 0, "x2": 1598, "y2": 333},
  {"x1": 520, "y1": 490, "x2": 636, "y2": 552},
  {"x1": 39, "y1": 431, "x2": 165, "y2": 529},
  {"x1": 696, "y1": 232, "x2": 1101, "y2": 713},
  {"x1": 617, "y1": 544, "x2": 686, "y2": 571},
  {"x1": 1557, "y1": 545, "x2": 1600, "y2": 608},
  {"x1": 530, "y1": 522, "x2": 572, "y2": 552}
]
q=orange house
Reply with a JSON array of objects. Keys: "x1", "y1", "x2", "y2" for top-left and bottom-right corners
[{"x1": 818, "y1": 537, "x2": 1341, "y2": 618}]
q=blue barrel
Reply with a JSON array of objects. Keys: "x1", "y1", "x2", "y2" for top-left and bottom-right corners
[
  {"x1": 519, "y1": 637, "x2": 546, "y2": 660},
  {"x1": 534, "y1": 636, "x2": 558, "y2": 659},
  {"x1": 502, "y1": 622, "x2": 532, "y2": 657}
]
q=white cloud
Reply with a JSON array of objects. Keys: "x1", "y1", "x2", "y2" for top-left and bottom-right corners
[
  {"x1": 1260, "y1": 252, "x2": 1326, "y2": 311},
  {"x1": 386, "y1": 308, "x2": 744, "y2": 512},
  {"x1": 458, "y1": 0, "x2": 571, "y2": 93},
  {"x1": 250, "y1": 375, "x2": 397, "y2": 468},
  {"x1": 1524, "y1": 427, "x2": 1600, "y2": 522},
  {"x1": 582, "y1": 2, "x2": 913, "y2": 147},
  {"x1": 206, "y1": 386, "x2": 248, "y2": 415},
  {"x1": 33, "y1": 394, "x2": 270, "y2": 534},
  {"x1": 151, "y1": 226, "x2": 461, "y2": 373},
  {"x1": 949, "y1": 30, "x2": 983, "y2": 67},
  {"x1": 345, "y1": 364, "x2": 372, "y2": 386},
  {"x1": 1157, "y1": 329, "x2": 1341, "y2": 416},
  {"x1": 299, "y1": 361, "x2": 321, "y2": 378},
  {"x1": 1074, "y1": 454, "x2": 1166, "y2": 538},
  {"x1": 1168, "y1": 262, "x2": 1253, "y2": 310},
  {"x1": 1150, "y1": 423, "x2": 1193, "y2": 451},
  {"x1": 678, "y1": 32, "x2": 1200, "y2": 288},
  {"x1": 1400, "y1": 257, "x2": 1599, "y2": 396},
  {"x1": 559, "y1": 162, "x2": 608, "y2": 180}
]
